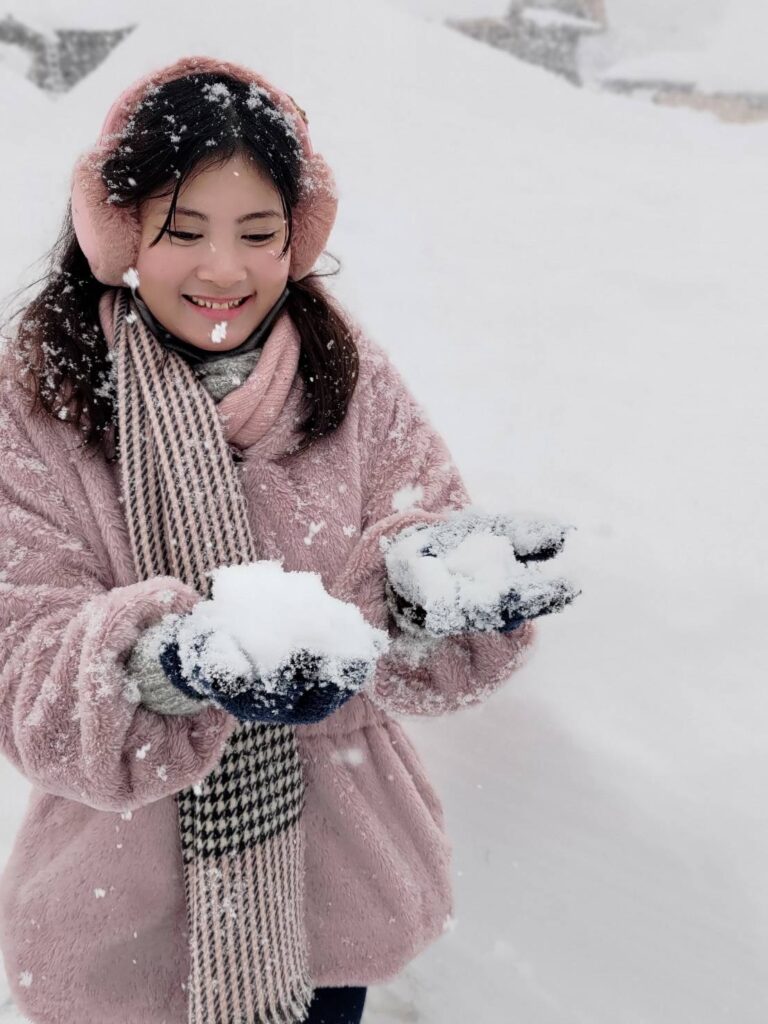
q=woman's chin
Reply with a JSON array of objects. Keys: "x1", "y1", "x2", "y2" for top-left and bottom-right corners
[
  {"x1": 186, "y1": 332, "x2": 249, "y2": 352},
  {"x1": 176, "y1": 304, "x2": 264, "y2": 351},
  {"x1": 178, "y1": 316, "x2": 258, "y2": 351}
]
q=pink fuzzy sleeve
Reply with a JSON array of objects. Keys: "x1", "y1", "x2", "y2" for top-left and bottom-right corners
[
  {"x1": 330, "y1": 332, "x2": 537, "y2": 716},
  {"x1": 0, "y1": 381, "x2": 236, "y2": 812}
]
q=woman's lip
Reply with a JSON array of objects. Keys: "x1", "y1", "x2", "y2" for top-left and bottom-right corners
[{"x1": 182, "y1": 295, "x2": 254, "y2": 321}]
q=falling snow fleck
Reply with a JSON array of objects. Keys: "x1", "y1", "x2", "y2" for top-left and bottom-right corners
[
  {"x1": 303, "y1": 521, "x2": 325, "y2": 546},
  {"x1": 392, "y1": 483, "x2": 424, "y2": 512},
  {"x1": 122, "y1": 268, "x2": 140, "y2": 291}
]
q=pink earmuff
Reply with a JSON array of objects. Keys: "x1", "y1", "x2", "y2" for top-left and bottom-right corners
[{"x1": 70, "y1": 56, "x2": 338, "y2": 286}]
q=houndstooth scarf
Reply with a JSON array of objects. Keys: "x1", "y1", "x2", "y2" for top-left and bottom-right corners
[{"x1": 112, "y1": 288, "x2": 314, "y2": 1023}]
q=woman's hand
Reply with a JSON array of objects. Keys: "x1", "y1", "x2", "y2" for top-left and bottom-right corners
[
  {"x1": 382, "y1": 509, "x2": 581, "y2": 638},
  {"x1": 156, "y1": 613, "x2": 377, "y2": 725}
]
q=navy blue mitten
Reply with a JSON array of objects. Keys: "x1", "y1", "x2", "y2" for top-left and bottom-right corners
[
  {"x1": 383, "y1": 509, "x2": 581, "y2": 639},
  {"x1": 158, "y1": 626, "x2": 372, "y2": 725},
  {"x1": 385, "y1": 582, "x2": 528, "y2": 635}
]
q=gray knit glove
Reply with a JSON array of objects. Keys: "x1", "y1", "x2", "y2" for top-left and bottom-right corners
[{"x1": 126, "y1": 621, "x2": 213, "y2": 716}]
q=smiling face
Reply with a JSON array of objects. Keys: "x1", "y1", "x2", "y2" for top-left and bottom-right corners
[{"x1": 134, "y1": 152, "x2": 291, "y2": 351}]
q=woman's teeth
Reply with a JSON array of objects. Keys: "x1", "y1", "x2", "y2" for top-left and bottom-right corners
[{"x1": 187, "y1": 296, "x2": 247, "y2": 310}]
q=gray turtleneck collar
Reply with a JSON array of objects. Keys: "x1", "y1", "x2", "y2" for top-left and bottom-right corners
[{"x1": 193, "y1": 349, "x2": 263, "y2": 402}]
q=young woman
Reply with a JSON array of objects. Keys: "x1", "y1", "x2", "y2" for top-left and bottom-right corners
[{"x1": 0, "y1": 57, "x2": 577, "y2": 1024}]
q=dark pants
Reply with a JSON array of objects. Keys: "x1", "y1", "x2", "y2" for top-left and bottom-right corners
[{"x1": 304, "y1": 985, "x2": 367, "y2": 1023}]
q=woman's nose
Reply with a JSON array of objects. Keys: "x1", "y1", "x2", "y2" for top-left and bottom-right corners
[{"x1": 195, "y1": 243, "x2": 248, "y2": 288}]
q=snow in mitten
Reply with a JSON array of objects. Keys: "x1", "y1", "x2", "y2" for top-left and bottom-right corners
[
  {"x1": 155, "y1": 561, "x2": 390, "y2": 724},
  {"x1": 157, "y1": 630, "x2": 373, "y2": 724},
  {"x1": 382, "y1": 508, "x2": 581, "y2": 638}
]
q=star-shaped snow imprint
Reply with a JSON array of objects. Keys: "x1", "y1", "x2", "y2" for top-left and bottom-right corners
[{"x1": 0, "y1": 14, "x2": 135, "y2": 94}]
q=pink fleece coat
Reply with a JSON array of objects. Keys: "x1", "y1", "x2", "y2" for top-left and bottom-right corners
[{"x1": 0, "y1": 317, "x2": 536, "y2": 1024}]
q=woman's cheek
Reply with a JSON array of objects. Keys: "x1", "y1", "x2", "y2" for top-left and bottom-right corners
[
  {"x1": 136, "y1": 245, "x2": 195, "y2": 292},
  {"x1": 251, "y1": 246, "x2": 291, "y2": 287}
]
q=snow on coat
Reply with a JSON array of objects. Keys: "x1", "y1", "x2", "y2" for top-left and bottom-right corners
[{"x1": 0, "y1": 323, "x2": 536, "y2": 1024}]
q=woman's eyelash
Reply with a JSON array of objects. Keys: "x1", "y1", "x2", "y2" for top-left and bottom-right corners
[{"x1": 166, "y1": 229, "x2": 277, "y2": 243}]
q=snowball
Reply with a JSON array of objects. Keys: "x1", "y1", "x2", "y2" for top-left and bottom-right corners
[{"x1": 176, "y1": 560, "x2": 390, "y2": 687}]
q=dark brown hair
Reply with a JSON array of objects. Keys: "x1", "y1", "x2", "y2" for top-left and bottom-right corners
[{"x1": 4, "y1": 72, "x2": 359, "y2": 458}]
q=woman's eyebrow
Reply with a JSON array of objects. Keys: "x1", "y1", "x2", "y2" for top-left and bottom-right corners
[{"x1": 173, "y1": 206, "x2": 282, "y2": 222}]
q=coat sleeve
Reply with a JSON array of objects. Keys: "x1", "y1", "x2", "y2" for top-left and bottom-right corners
[
  {"x1": 0, "y1": 380, "x2": 237, "y2": 812},
  {"x1": 329, "y1": 330, "x2": 537, "y2": 717}
]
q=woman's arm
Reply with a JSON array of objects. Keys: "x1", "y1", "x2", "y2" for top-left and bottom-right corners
[
  {"x1": 0, "y1": 381, "x2": 236, "y2": 811},
  {"x1": 329, "y1": 330, "x2": 537, "y2": 717}
]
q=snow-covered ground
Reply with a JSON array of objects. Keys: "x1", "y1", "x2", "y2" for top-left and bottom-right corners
[
  {"x1": 1, "y1": 0, "x2": 767, "y2": 1021},
  {"x1": 582, "y1": 0, "x2": 768, "y2": 93},
  {"x1": 393, "y1": 0, "x2": 768, "y2": 98}
]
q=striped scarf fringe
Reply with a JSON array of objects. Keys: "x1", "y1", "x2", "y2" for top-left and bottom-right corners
[{"x1": 113, "y1": 289, "x2": 314, "y2": 1023}]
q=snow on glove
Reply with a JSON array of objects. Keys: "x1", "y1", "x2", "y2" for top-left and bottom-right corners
[
  {"x1": 151, "y1": 560, "x2": 390, "y2": 724},
  {"x1": 156, "y1": 613, "x2": 376, "y2": 725},
  {"x1": 382, "y1": 508, "x2": 581, "y2": 638}
]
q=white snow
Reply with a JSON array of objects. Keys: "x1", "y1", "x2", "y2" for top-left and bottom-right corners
[
  {"x1": 331, "y1": 746, "x2": 366, "y2": 767},
  {"x1": 0, "y1": 44, "x2": 34, "y2": 81},
  {"x1": 600, "y1": 49, "x2": 702, "y2": 86},
  {"x1": 0, "y1": 0, "x2": 766, "y2": 1022},
  {"x1": 121, "y1": 267, "x2": 139, "y2": 291},
  {"x1": 174, "y1": 561, "x2": 389, "y2": 684},
  {"x1": 391, "y1": 482, "x2": 424, "y2": 512},
  {"x1": 689, "y1": 2, "x2": 768, "y2": 95},
  {"x1": 386, "y1": 0, "x2": 509, "y2": 20},
  {"x1": 383, "y1": 513, "x2": 574, "y2": 635},
  {"x1": 584, "y1": 0, "x2": 768, "y2": 95},
  {"x1": 522, "y1": 8, "x2": 599, "y2": 32},
  {"x1": 303, "y1": 520, "x2": 325, "y2": 545},
  {"x1": 209, "y1": 319, "x2": 227, "y2": 344}
]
